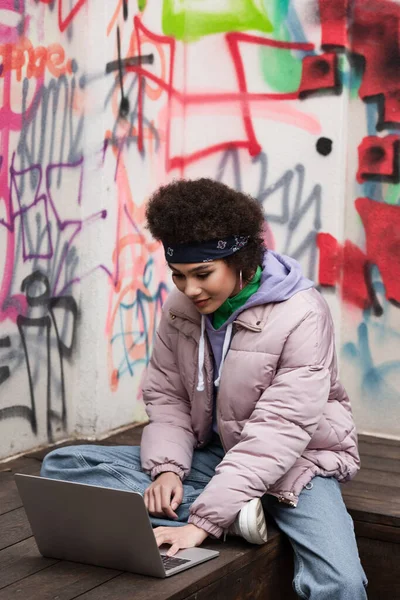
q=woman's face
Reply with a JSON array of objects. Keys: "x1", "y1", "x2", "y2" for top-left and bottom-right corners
[{"x1": 169, "y1": 260, "x2": 240, "y2": 314}]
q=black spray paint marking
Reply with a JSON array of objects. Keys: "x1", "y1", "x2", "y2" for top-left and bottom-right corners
[
  {"x1": 364, "y1": 262, "x2": 384, "y2": 317},
  {"x1": 0, "y1": 336, "x2": 11, "y2": 385},
  {"x1": 0, "y1": 271, "x2": 78, "y2": 441},
  {"x1": 117, "y1": 26, "x2": 130, "y2": 118},
  {"x1": 0, "y1": 366, "x2": 10, "y2": 385},
  {"x1": 0, "y1": 336, "x2": 11, "y2": 348},
  {"x1": 316, "y1": 137, "x2": 333, "y2": 156},
  {"x1": 103, "y1": 75, "x2": 160, "y2": 164},
  {"x1": 105, "y1": 53, "x2": 154, "y2": 74},
  {"x1": 123, "y1": 0, "x2": 128, "y2": 20}
]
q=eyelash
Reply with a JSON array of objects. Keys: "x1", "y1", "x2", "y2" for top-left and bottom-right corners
[{"x1": 172, "y1": 273, "x2": 210, "y2": 280}]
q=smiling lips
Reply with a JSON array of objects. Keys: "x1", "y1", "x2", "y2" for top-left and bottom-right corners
[{"x1": 194, "y1": 298, "x2": 210, "y2": 307}]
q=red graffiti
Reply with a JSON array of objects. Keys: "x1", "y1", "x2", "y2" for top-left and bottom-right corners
[
  {"x1": 357, "y1": 135, "x2": 399, "y2": 183},
  {"x1": 58, "y1": 0, "x2": 87, "y2": 32},
  {"x1": 224, "y1": 32, "x2": 314, "y2": 160},
  {"x1": 128, "y1": 17, "x2": 175, "y2": 154},
  {"x1": 351, "y1": 0, "x2": 400, "y2": 124},
  {"x1": 124, "y1": 18, "x2": 315, "y2": 172},
  {"x1": 318, "y1": 0, "x2": 349, "y2": 48},
  {"x1": 318, "y1": 0, "x2": 400, "y2": 127},
  {"x1": 316, "y1": 233, "x2": 341, "y2": 287},
  {"x1": 39, "y1": 0, "x2": 87, "y2": 33},
  {"x1": 298, "y1": 53, "x2": 340, "y2": 98},
  {"x1": 357, "y1": 197, "x2": 400, "y2": 303},
  {"x1": 341, "y1": 241, "x2": 371, "y2": 308},
  {"x1": 0, "y1": 37, "x2": 73, "y2": 80},
  {"x1": 317, "y1": 199, "x2": 400, "y2": 308},
  {"x1": 317, "y1": 234, "x2": 369, "y2": 308}
]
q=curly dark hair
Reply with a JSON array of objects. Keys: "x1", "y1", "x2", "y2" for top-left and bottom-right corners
[{"x1": 146, "y1": 178, "x2": 266, "y2": 281}]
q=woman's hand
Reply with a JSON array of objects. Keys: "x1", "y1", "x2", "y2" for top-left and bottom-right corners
[
  {"x1": 144, "y1": 472, "x2": 184, "y2": 519},
  {"x1": 154, "y1": 524, "x2": 209, "y2": 556}
]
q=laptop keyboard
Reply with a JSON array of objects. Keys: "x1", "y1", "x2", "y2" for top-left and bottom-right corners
[{"x1": 161, "y1": 554, "x2": 191, "y2": 571}]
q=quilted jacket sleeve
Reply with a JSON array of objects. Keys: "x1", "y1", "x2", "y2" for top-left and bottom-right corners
[
  {"x1": 140, "y1": 308, "x2": 196, "y2": 481},
  {"x1": 188, "y1": 306, "x2": 333, "y2": 537}
]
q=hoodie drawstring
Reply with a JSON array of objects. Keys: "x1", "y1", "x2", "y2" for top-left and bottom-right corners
[
  {"x1": 196, "y1": 318, "x2": 234, "y2": 392},
  {"x1": 196, "y1": 315, "x2": 206, "y2": 392},
  {"x1": 214, "y1": 322, "x2": 233, "y2": 387}
]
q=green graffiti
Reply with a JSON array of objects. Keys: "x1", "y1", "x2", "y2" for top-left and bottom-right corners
[
  {"x1": 162, "y1": 0, "x2": 273, "y2": 42},
  {"x1": 338, "y1": 55, "x2": 361, "y2": 99},
  {"x1": 258, "y1": 23, "x2": 302, "y2": 92},
  {"x1": 349, "y1": 69, "x2": 362, "y2": 99},
  {"x1": 138, "y1": 0, "x2": 147, "y2": 11},
  {"x1": 385, "y1": 183, "x2": 400, "y2": 205},
  {"x1": 263, "y1": 0, "x2": 290, "y2": 30},
  {"x1": 257, "y1": 1, "x2": 302, "y2": 93}
]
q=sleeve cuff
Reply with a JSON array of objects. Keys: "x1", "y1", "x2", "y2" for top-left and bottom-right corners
[
  {"x1": 150, "y1": 463, "x2": 185, "y2": 481},
  {"x1": 188, "y1": 514, "x2": 224, "y2": 539}
]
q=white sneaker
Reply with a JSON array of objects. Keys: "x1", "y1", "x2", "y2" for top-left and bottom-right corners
[{"x1": 229, "y1": 498, "x2": 268, "y2": 545}]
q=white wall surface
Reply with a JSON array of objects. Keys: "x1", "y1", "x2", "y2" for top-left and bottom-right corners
[{"x1": 1, "y1": 0, "x2": 399, "y2": 459}]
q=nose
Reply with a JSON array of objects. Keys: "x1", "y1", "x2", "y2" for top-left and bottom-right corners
[{"x1": 184, "y1": 279, "x2": 202, "y2": 299}]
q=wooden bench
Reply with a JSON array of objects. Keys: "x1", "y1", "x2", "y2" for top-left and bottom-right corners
[{"x1": 0, "y1": 425, "x2": 399, "y2": 600}]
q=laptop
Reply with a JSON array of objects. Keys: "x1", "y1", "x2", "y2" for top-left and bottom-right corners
[{"x1": 15, "y1": 474, "x2": 219, "y2": 578}]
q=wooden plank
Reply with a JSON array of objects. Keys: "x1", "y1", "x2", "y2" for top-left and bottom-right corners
[
  {"x1": 358, "y1": 439, "x2": 400, "y2": 461},
  {"x1": 359, "y1": 454, "x2": 400, "y2": 474},
  {"x1": 357, "y1": 537, "x2": 400, "y2": 600},
  {"x1": 0, "y1": 474, "x2": 23, "y2": 516},
  {"x1": 0, "y1": 460, "x2": 42, "y2": 515},
  {"x1": 183, "y1": 551, "x2": 296, "y2": 600},
  {"x1": 345, "y1": 505, "x2": 400, "y2": 530},
  {"x1": 0, "y1": 561, "x2": 121, "y2": 600},
  {"x1": 0, "y1": 508, "x2": 32, "y2": 551},
  {"x1": 352, "y1": 468, "x2": 400, "y2": 489},
  {"x1": 0, "y1": 457, "x2": 41, "y2": 474},
  {"x1": 0, "y1": 538, "x2": 58, "y2": 590},
  {"x1": 76, "y1": 534, "x2": 288, "y2": 600},
  {"x1": 343, "y1": 480, "x2": 400, "y2": 521},
  {"x1": 354, "y1": 520, "x2": 400, "y2": 544},
  {"x1": 103, "y1": 425, "x2": 144, "y2": 446},
  {"x1": 358, "y1": 434, "x2": 400, "y2": 447}
]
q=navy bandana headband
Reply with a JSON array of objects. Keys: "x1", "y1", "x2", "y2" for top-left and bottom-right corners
[{"x1": 163, "y1": 235, "x2": 250, "y2": 263}]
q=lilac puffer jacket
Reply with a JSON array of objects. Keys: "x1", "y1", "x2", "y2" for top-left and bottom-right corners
[{"x1": 140, "y1": 287, "x2": 360, "y2": 538}]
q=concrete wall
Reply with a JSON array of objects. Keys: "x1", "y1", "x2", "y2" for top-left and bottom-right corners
[{"x1": 1, "y1": 0, "x2": 399, "y2": 459}]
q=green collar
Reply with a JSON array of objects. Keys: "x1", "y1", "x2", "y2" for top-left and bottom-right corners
[{"x1": 213, "y1": 266, "x2": 262, "y2": 329}]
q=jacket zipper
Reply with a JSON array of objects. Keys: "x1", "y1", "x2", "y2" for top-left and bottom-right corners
[
  {"x1": 216, "y1": 389, "x2": 227, "y2": 452},
  {"x1": 171, "y1": 308, "x2": 299, "y2": 524},
  {"x1": 269, "y1": 491, "x2": 297, "y2": 507}
]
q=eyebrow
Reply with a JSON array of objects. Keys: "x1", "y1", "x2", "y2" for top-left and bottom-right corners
[{"x1": 169, "y1": 265, "x2": 213, "y2": 274}]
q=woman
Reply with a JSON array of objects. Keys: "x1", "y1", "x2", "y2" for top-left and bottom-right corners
[{"x1": 41, "y1": 178, "x2": 367, "y2": 599}]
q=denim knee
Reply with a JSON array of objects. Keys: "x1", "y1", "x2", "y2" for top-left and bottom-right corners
[
  {"x1": 328, "y1": 573, "x2": 367, "y2": 600},
  {"x1": 297, "y1": 569, "x2": 367, "y2": 600},
  {"x1": 41, "y1": 446, "x2": 81, "y2": 477}
]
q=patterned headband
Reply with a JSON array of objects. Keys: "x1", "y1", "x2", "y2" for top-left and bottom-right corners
[{"x1": 163, "y1": 235, "x2": 249, "y2": 263}]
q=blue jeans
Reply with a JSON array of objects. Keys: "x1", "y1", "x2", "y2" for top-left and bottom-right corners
[{"x1": 41, "y1": 442, "x2": 368, "y2": 599}]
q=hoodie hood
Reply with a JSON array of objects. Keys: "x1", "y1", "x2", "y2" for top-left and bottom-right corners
[
  {"x1": 228, "y1": 250, "x2": 314, "y2": 320},
  {"x1": 196, "y1": 251, "x2": 314, "y2": 392}
]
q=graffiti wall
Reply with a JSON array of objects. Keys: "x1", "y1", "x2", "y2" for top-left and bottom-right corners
[{"x1": 1, "y1": 0, "x2": 399, "y2": 459}]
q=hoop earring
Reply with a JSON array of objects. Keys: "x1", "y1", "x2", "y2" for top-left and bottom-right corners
[{"x1": 239, "y1": 269, "x2": 243, "y2": 291}]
